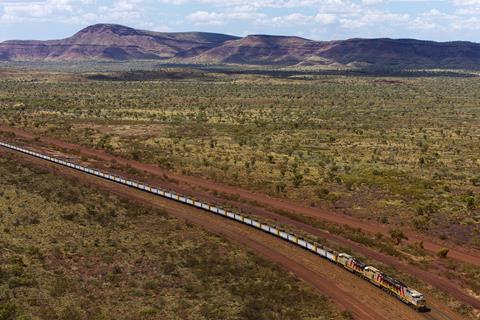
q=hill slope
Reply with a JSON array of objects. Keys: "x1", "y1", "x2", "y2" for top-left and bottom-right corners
[
  {"x1": 0, "y1": 24, "x2": 239, "y2": 61},
  {"x1": 1, "y1": 24, "x2": 480, "y2": 68},
  {"x1": 187, "y1": 35, "x2": 330, "y2": 65},
  {"x1": 319, "y1": 38, "x2": 480, "y2": 69}
]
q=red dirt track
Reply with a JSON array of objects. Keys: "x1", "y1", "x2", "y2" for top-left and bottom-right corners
[
  {"x1": 1, "y1": 124, "x2": 478, "y2": 268},
  {"x1": 1, "y1": 126, "x2": 479, "y2": 314},
  {"x1": 0, "y1": 148, "x2": 465, "y2": 320}
]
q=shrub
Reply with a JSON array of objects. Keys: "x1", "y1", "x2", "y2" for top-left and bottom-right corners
[
  {"x1": 437, "y1": 248, "x2": 449, "y2": 258},
  {"x1": 0, "y1": 301, "x2": 18, "y2": 320},
  {"x1": 389, "y1": 228, "x2": 408, "y2": 245}
]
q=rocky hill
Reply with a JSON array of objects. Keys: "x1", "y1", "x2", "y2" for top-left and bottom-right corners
[
  {"x1": 0, "y1": 24, "x2": 239, "y2": 61},
  {"x1": 1, "y1": 24, "x2": 480, "y2": 69}
]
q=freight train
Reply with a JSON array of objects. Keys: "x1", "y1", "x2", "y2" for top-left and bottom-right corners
[{"x1": 0, "y1": 141, "x2": 427, "y2": 311}]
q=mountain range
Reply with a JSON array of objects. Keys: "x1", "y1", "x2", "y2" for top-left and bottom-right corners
[{"x1": 1, "y1": 24, "x2": 480, "y2": 69}]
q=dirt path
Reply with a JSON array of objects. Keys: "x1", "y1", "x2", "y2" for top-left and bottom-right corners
[
  {"x1": 1, "y1": 124, "x2": 478, "y2": 269},
  {"x1": 69, "y1": 158, "x2": 480, "y2": 311},
  {"x1": 1, "y1": 127, "x2": 480, "y2": 312},
  {"x1": 0, "y1": 148, "x2": 466, "y2": 320}
]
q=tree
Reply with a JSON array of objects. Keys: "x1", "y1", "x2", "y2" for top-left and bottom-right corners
[
  {"x1": 437, "y1": 248, "x2": 449, "y2": 258},
  {"x1": 389, "y1": 228, "x2": 408, "y2": 245},
  {"x1": 466, "y1": 196, "x2": 476, "y2": 210}
]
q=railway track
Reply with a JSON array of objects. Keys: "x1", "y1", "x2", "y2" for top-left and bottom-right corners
[{"x1": 0, "y1": 141, "x2": 466, "y2": 319}]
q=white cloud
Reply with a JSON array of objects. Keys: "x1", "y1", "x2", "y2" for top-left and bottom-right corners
[
  {"x1": 97, "y1": 0, "x2": 145, "y2": 22},
  {"x1": 160, "y1": 0, "x2": 189, "y2": 4},
  {"x1": 314, "y1": 13, "x2": 336, "y2": 24},
  {"x1": 260, "y1": 13, "x2": 311, "y2": 26},
  {"x1": 255, "y1": 12, "x2": 336, "y2": 27},
  {"x1": 186, "y1": 4, "x2": 266, "y2": 25},
  {"x1": 407, "y1": 7, "x2": 480, "y2": 33},
  {"x1": 186, "y1": 10, "x2": 225, "y2": 25},
  {"x1": 453, "y1": 0, "x2": 480, "y2": 4},
  {"x1": 362, "y1": 0, "x2": 384, "y2": 4},
  {"x1": 0, "y1": 0, "x2": 151, "y2": 25},
  {"x1": 2, "y1": 0, "x2": 75, "y2": 21},
  {"x1": 340, "y1": 10, "x2": 409, "y2": 29},
  {"x1": 2, "y1": 0, "x2": 480, "y2": 42}
]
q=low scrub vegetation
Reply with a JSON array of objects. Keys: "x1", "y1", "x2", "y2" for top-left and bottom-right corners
[
  {"x1": 0, "y1": 68, "x2": 479, "y2": 247},
  {"x1": 0, "y1": 157, "x2": 344, "y2": 319}
]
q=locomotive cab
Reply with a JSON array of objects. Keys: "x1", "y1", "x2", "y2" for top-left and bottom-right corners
[
  {"x1": 336, "y1": 253, "x2": 352, "y2": 266},
  {"x1": 407, "y1": 289, "x2": 426, "y2": 311}
]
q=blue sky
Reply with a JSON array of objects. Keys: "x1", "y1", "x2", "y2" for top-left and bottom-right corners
[{"x1": 1, "y1": 0, "x2": 480, "y2": 42}]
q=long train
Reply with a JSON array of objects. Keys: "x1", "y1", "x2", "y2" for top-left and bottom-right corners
[{"x1": 0, "y1": 141, "x2": 427, "y2": 311}]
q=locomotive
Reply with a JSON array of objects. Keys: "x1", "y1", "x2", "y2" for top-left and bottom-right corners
[{"x1": 337, "y1": 253, "x2": 426, "y2": 310}]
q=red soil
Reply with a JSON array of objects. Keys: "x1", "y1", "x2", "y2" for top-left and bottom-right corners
[
  {"x1": 0, "y1": 148, "x2": 465, "y2": 320},
  {"x1": 1, "y1": 124, "x2": 478, "y2": 268}
]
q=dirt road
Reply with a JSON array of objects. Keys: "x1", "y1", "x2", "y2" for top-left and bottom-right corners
[
  {"x1": 0, "y1": 147, "x2": 467, "y2": 320},
  {"x1": 2, "y1": 126, "x2": 480, "y2": 312},
  {"x1": 1, "y1": 124, "x2": 478, "y2": 269}
]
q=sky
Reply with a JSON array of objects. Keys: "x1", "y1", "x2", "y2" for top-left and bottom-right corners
[{"x1": 1, "y1": 0, "x2": 480, "y2": 42}]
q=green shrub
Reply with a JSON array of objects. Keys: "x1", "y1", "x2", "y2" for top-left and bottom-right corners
[{"x1": 437, "y1": 248, "x2": 449, "y2": 258}]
